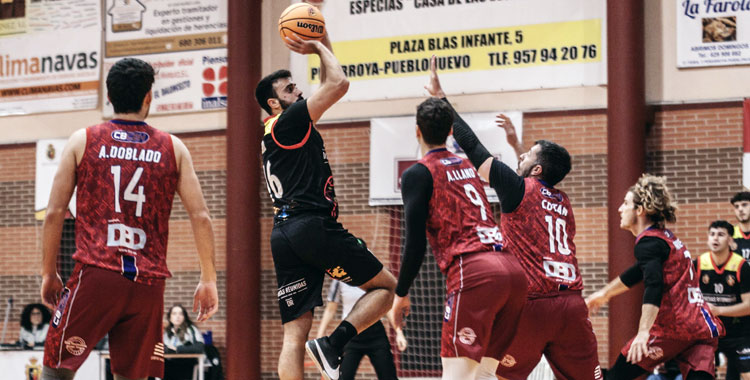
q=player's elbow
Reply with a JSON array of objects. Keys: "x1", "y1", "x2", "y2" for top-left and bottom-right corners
[
  {"x1": 332, "y1": 76, "x2": 349, "y2": 97},
  {"x1": 189, "y1": 208, "x2": 212, "y2": 225},
  {"x1": 44, "y1": 205, "x2": 67, "y2": 223}
]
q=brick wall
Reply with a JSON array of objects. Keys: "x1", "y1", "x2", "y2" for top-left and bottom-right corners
[{"x1": 0, "y1": 100, "x2": 744, "y2": 378}]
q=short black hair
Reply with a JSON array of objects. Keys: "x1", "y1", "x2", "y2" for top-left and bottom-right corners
[
  {"x1": 20, "y1": 303, "x2": 51, "y2": 331},
  {"x1": 731, "y1": 191, "x2": 750, "y2": 204},
  {"x1": 534, "y1": 140, "x2": 571, "y2": 186},
  {"x1": 255, "y1": 69, "x2": 291, "y2": 115},
  {"x1": 106, "y1": 58, "x2": 155, "y2": 114},
  {"x1": 416, "y1": 98, "x2": 454, "y2": 145},
  {"x1": 709, "y1": 220, "x2": 734, "y2": 236}
]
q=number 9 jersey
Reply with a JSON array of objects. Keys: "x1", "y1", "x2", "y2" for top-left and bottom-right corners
[
  {"x1": 74, "y1": 120, "x2": 178, "y2": 283},
  {"x1": 501, "y1": 178, "x2": 583, "y2": 296}
]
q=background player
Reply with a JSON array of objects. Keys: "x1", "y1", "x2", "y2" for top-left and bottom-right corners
[
  {"x1": 731, "y1": 192, "x2": 750, "y2": 259},
  {"x1": 316, "y1": 279, "x2": 406, "y2": 380},
  {"x1": 40, "y1": 57, "x2": 219, "y2": 380},
  {"x1": 586, "y1": 175, "x2": 723, "y2": 380},
  {"x1": 422, "y1": 56, "x2": 602, "y2": 380},
  {"x1": 255, "y1": 32, "x2": 396, "y2": 380},
  {"x1": 695, "y1": 220, "x2": 750, "y2": 380},
  {"x1": 389, "y1": 97, "x2": 527, "y2": 379}
]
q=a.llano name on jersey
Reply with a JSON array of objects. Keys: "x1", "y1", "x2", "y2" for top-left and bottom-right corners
[
  {"x1": 446, "y1": 167, "x2": 476, "y2": 182},
  {"x1": 98, "y1": 145, "x2": 162, "y2": 163}
]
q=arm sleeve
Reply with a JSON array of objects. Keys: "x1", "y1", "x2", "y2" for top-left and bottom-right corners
[
  {"x1": 442, "y1": 98, "x2": 492, "y2": 169},
  {"x1": 272, "y1": 99, "x2": 312, "y2": 147},
  {"x1": 442, "y1": 98, "x2": 525, "y2": 213},
  {"x1": 634, "y1": 237, "x2": 670, "y2": 307},
  {"x1": 489, "y1": 160, "x2": 526, "y2": 213},
  {"x1": 741, "y1": 261, "x2": 750, "y2": 294},
  {"x1": 619, "y1": 264, "x2": 643, "y2": 288},
  {"x1": 395, "y1": 163, "x2": 432, "y2": 297}
]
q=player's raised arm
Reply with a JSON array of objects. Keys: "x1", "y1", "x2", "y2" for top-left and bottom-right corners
[
  {"x1": 40, "y1": 128, "x2": 85, "y2": 309},
  {"x1": 284, "y1": 32, "x2": 349, "y2": 123},
  {"x1": 172, "y1": 135, "x2": 219, "y2": 322}
]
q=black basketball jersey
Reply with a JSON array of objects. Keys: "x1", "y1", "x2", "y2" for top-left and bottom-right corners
[
  {"x1": 696, "y1": 252, "x2": 750, "y2": 337},
  {"x1": 733, "y1": 225, "x2": 750, "y2": 259},
  {"x1": 261, "y1": 99, "x2": 338, "y2": 218}
]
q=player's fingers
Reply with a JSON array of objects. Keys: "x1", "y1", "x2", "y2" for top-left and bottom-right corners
[{"x1": 430, "y1": 55, "x2": 436, "y2": 72}]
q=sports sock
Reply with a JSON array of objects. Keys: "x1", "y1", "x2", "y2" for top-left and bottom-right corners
[{"x1": 329, "y1": 320, "x2": 357, "y2": 353}]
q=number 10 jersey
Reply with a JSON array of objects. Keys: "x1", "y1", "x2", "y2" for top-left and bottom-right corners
[
  {"x1": 501, "y1": 178, "x2": 583, "y2": 296},
  {"x1": 74, "y1": 120, "x2": 178, "y2": 283}
]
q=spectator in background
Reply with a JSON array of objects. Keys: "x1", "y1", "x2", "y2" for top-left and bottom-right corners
[
  {"x1": 731, "y1": 192, "x2": 750, "y2": 259},
  {"x1": 164, "y1": 305, "x2": 205, "y2": 380},
  {"x1": 317, "y1": 279, "x2": 406, "y2": 380},
  {"x1": 18, "y1": 303, "x2": 51, "y2": 349}
]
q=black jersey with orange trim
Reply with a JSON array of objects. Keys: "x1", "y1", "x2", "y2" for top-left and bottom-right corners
[
  {"x1": 261, "y1": 99, "x2": 338, "y2": 218},
  {"x1": 733, "y1": 225, "x2": 750, "y2": 259},
  {"x1": 696, "y1": 252, "x2": 750, "y2": 337}
]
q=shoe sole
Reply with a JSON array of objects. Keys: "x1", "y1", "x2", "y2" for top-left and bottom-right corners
[{"x1": 305, "y1": 340, "x2": 334, "y2": 380}]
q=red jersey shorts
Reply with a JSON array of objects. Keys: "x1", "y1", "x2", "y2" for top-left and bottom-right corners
[
  {"x1": 44, "y1": 263, "x2": 165, "y2": 379},
  {"x1": 496, "y1": 291, "x2": 602, "y2": 380},
  {"x1": 442, "y1": 251, "x2": 527, "y2": 362},
  {"x1": 621, "y1": 335, "x2": 717, "y2": 376}
]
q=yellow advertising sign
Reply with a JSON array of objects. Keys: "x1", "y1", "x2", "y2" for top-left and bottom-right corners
[{"x1": 307, "y1": 19, "x2": 601, "y2": 82}]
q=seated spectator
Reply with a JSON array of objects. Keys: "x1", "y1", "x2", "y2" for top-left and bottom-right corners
[
  {"x1": 18, "y1": 303, "x2": 50, "y2": 349},
  {"x1": 164, "y1": 305, "x2": 205, "y2": 380}
]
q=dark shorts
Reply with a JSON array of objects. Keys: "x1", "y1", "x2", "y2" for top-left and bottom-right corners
[
  {"x1": 271, "y1": 214, "x2": 383, "y2": 324},
  {"x1": 719, "y1": 337, "x2": 750, "y2": 374},
  {"x1": 621, "y1": 335, "x2": 717, "y2": 377},
  {"x1": 44, "y1": 264, "x2": 165, "y2": 379},
  {"x1": 442, "y1": 251, "x2": 527, "y2": 362},
  {"x1": 496, "y1": 292, "x2": 602, "y2": 380}
]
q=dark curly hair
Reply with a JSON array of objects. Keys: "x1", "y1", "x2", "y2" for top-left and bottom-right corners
[{"x1": 20, "y1": 303, "x2": 51, "y2": 331}]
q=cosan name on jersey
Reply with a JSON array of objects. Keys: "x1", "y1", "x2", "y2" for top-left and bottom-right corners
[
  {"x1": 541, "y1": 199, "x2": 568, "y2": 217},
  {"x1": 97, "y1": 145, "x2": 163, "y2": 163}
]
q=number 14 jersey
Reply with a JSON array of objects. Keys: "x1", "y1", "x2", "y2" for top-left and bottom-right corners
[
  {"x1": 74, "y1": 120, "x2": 178, "y2": 283},
  {"x1": 501, "y1": 178, "x2": 583, "y2": 296}
]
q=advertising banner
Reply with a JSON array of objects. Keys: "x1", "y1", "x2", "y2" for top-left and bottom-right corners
[
  {"x1": 290, "y1": 0, "x2": 606, "y2": 101},
  {"x1": 0, "y1": 0, "x2": 101, "y2": 116},
  {"x1": 103, "y1": 0, "x2": 227, "y2": 115},
  {"x1": 677, "y1": 0, "x2": 750, "y2": 67}
]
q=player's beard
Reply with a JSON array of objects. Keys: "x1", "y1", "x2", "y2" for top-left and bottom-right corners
[
  {"x1": 279, "y1": 95, "x2": 304, "y2": 110},
  {"x1": 518, "y1": 163, "x2": 534, "y2": 178}
]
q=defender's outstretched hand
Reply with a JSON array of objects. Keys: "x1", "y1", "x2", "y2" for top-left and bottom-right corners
[
  {"x1": 585, "y1": 289, "x2": 609, "y2": 315},
  {"x1": 424, "y1": 55, "x2": 446, "y2": 98},
  {"x1": 496, "y1": 114, "x2": 519, "y2": 145}
]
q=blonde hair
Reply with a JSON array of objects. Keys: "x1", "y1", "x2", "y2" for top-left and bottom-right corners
[{"x1": 628, "y1": 174, "x2": 677, "y2": 227}]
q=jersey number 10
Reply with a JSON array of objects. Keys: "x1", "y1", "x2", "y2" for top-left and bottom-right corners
[{"x1": 545, "y1": 215, "x2": 571, "y2": 255}]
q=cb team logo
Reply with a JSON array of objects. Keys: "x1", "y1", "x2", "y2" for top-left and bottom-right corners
[
  {"x1": 646, "y1": 346, "x2": 664, "y2": 360},
  {"x1": 500, "y1": 354, "x2": 516, "y2": 367}
]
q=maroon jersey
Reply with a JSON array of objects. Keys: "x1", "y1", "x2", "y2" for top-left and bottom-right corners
[
  {"x1": 74, "y1": 120, "x2": 178, "y2": 283},
  {"x1": 637, "y1": 228, "x2": 724, "y2": 340},
  {"x1": 418, "y1": 149, "x2": 502, "y2": 273},
  {"x1": 501, "y1": 178, "x2": 583, "y2": 296}
]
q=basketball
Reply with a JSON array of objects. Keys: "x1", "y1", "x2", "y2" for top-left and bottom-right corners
[{"x1": 278, "y1": 3, "x2": 325, "y2": 43}]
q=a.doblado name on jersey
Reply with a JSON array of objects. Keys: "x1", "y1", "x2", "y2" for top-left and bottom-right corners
[
  {"x1": 97, "y1": 145, "x2": 163, "y2": 163},
  {"x1": 446, "y1": 167, "x2": 477, "y2": 182}
]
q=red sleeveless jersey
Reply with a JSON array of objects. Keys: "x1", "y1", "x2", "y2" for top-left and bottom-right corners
[
  {"x1": 73, "y1": 120, "x2": 178, "y2": 283},
  {"x1": 501, "y1": 178, "x2": 583, "y2": 296},
  {"x1": 418, "y1": 149, "x2": 503, "y2": 273},
  {"x1": 637, "y1": 228, "x2": 724, "y2": 340}
]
